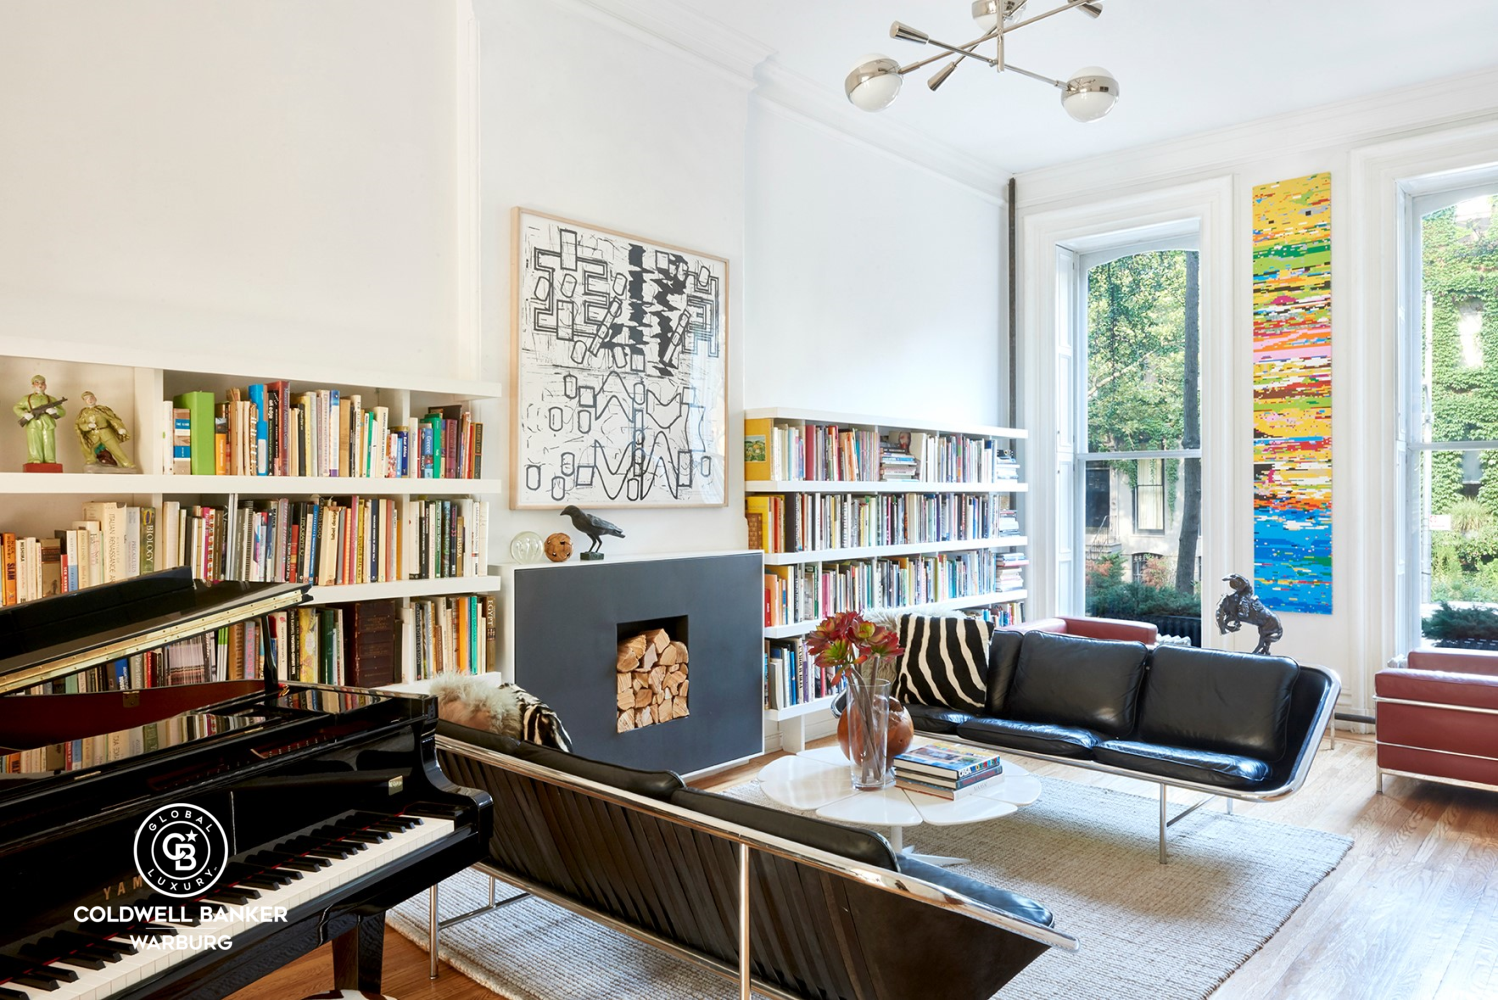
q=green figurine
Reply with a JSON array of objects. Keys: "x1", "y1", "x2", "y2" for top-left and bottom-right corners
[
  {"x1": 75, "y1": 391, "x2": 136, "y2": 470},
  {"x1": 14, "y1": 374, "x2": 65, "y2": 469}
]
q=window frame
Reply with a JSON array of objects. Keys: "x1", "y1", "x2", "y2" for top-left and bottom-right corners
[
  {"x1": 1072, "y1": 232, "x2": 1202, "y2": 609},
  {"x1": 1403, "y1": 177, "x2": 1498, "y2": 644}
]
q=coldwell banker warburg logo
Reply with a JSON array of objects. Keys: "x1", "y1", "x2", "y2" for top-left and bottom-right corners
[{"x1": 133, "y1": 802, "x2": 229, "y2": 898}]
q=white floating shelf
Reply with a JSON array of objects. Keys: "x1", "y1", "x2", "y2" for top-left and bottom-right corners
[
  {"x1": 0, "y1": 473, "x2": 503, "y2": 495},
  {"x1": 305, "y1": 575, "x2": 503, "y2": 605},
  {"x1": 764, "y1": 590, "x2": 1028, "y2": 638},
  {"x1": 763, "y1": 536, "x2": 1029, "y2": 565},
  {"x1": 744, "y1": 407, "x2": 1027, "y2": 440},
  {"x1": 745, "y1": 480, "x2": 1027, "y2": 495},
  {"x1": 765, "y1": 693, "x2": 841, "y2": 721}
]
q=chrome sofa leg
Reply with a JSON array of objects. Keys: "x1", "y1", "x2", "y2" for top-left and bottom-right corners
[
  {"x1": 1376, "y1": 768, "x2": 1384, "y2": 795},
  {"x1": 1225, "y1": 797, "x2": 1233, "y2": 815},
  {"x1": 1158, "y1": 784, "x2": 1168, "y2": 865},
  {"x1": 429, "y1": 883, "x2": 440, "y2": 980},
  {"x1": 738, "y1": 842, "x2": 752, "y2": 1000}
]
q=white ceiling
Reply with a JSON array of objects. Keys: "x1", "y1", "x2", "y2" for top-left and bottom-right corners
[{"x1": 678, "y1": 0, "x2": 1498, "y2": 176}]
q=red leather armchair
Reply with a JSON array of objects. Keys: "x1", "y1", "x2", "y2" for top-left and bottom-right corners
[
  {"x1": 1011, "y1": 615, "x2": 1160, "y2": 645},
  {"x1": 1375, "y1": 649, "x2": 1498, "y2": 792}
]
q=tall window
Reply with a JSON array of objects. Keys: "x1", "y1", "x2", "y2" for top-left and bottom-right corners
[
  {"x1": 1077, "y1": 242, "x2": 1203, "y2": 625},
  {"x1": 1409, "y1": 185, "x2": 1498, "y2": 643}
]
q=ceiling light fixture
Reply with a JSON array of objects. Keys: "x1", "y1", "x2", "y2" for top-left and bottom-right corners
[{"x1": 845, "y1": 0, "x2": 1119, "y2": 123}]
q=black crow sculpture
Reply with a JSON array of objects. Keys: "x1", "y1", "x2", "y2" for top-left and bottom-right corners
[{"x1": 561, "y1": 504, "x2": 624, "y2": 558}]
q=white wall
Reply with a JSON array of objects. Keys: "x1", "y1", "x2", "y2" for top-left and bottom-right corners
[
  {"x1": 475, "y1": 0, "x2": 753, "y2": 555},
  {"x1": 1015, "y1": 69, "x2": 1498, "y2": 714},
  {"x1": 0, "y1": 0, "x2": 466, "y2": 376},
  {"x1": 744, "y1": 104, "x2": 1006, "y2": 425}
]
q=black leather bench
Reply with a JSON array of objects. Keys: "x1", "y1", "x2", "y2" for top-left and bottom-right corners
[
  {"x1": 431, "y1": 723, "x2": 1078, "y2": 1000},
  {"x1": 902, "y1": 628, "x2": 1340, "y2": 862}
]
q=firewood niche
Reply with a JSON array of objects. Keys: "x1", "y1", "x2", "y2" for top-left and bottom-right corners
[{"x1": 616, "y1": 621, "x2": 689, "y2": 732}]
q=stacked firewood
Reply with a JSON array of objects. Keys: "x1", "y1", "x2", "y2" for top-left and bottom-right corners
[{"x1": 616, "y1": 628, "x2": 690, "y2": 732}]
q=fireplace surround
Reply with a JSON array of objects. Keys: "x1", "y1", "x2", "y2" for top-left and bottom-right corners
[{"x1": 509, "y1": 551, "x2": 762, "y2": 772}]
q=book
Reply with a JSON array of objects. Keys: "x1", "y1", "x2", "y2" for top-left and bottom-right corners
[
  {"x1": 744, "y1": 416, "x2": 773, "y2": 480},
  {"x1": 173, "y1": 391, "x2": 217, "y2": 476},
  {"x1": 745, "y1": 496, "x2": 770, "y2": 552},
  {"x1": 344, "y1": 598, "x2": 399, "y2": 688},
  {"x1": 893, "y1": 740, "x2": 1004, "y2": 780},
  {"x1": 895, "y1": 770, "x2": 1002, "y2": 800}
]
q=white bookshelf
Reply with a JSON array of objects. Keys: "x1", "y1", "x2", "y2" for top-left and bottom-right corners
[
  {"x1": 748, "y1": 408, "x2": 1028, "y2": 749},
  {"x1": 306, "y1": 574, "x2": 503, "y2": 606},
  {"x1": 763, "y1": 591, "x2": 1030, "y2": 640},
  {"x1": 763, "y1": 535, "x2": 1027, "y2": 566},
  {"x1": 0, "y1": 339, "x2": 505, "y2": 683},
  {"x1": 745, "y1": 480, "x2": 1027, "y2": 494},
  {"x1": 0, "y1": 473, "x2": 506, "y2": 495}
]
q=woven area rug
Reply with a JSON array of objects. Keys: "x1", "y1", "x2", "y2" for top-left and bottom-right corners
[{"x1": 389, "y1": 774, "x2": 1351, "y2": 1000}]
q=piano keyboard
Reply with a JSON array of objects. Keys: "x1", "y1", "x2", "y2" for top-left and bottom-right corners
[{"x1": 0, "y1": 810, "x2": 456, "y2": 1000}]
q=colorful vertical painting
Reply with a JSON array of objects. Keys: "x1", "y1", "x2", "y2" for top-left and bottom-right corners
[{"x1": 1252, "y1": 173, "x2": 1332, "y2": 615}]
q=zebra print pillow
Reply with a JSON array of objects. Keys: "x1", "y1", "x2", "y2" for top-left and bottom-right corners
[
  {"x1": 431, "y1": 674, "x2": 573, "y2": 752},
  {"x1": 512, "y1": 685, "x2": 573, "y2": 752},
  {"x1": 893, "y1": 614, "x2": 992, "y2": 712}
]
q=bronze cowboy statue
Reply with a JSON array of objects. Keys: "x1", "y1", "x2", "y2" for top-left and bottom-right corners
[{"x1": 1215, "y1": 573, "x2": 1283, "y2": 655}]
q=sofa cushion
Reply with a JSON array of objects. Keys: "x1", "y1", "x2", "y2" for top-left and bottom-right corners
[
  {"x1": 895, "y1": 855, "x2": 1054, "y2": 927},
  {"x1": 905, "y1": 703, "x2": 975, "y2": 735},
  {"x1": 894, "y1": 614, "x2": 992, "y2": 712},
  {"x1": 1137, "y1": 645, "x2": 1299, "y2": 760},
  {"x1": 957, "y1": 717, "x2": 1102, "y2": 758},
  {"x1": 1093, "y1": 739, "x2": 1271, "y2": 790},
  {"x1": 668, "y1": 788, "x2": 898, "y2": 871},
  {"x1": 436, "y1": 720, "x2": 685, "y2": 800},
  {"x1": 984, "y1": 629, "x2": 1024, "y2": 715},
  {"x1": 1005, "y1": 630, "x2": 1149, "y2": 738}
]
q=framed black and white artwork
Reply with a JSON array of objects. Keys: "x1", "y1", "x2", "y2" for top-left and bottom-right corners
[{"x1": 510, "y1": 209, "x2": 729, "y2": 509}]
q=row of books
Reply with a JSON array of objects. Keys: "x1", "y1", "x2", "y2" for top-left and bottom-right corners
[
  {"x1": 745, "y1": 418, "x2": 1019, "y2": 485},
  {"x1": 1, "y1": 713, "x2": 263, "y2": 774},
  {"x1": 9, "y1": 593, "x2": 496, "y2": 701},
  {"x1": 972, "y1": 601, "x2": 1025, "y2": 627},
  {"x1": 408, "y1": 594, "x2": 497, "y2": 679},
  {"x1": 893, "y1": 740, "x2": 1005, "y2": 800},
  {"x1": 209, "y1": 496, "x2": 490, "y2": 586},
  {"x1": 165, "y1": 386, "x2": 483, "y2": 479},
  {"x1": 764, "y1": 636, "x2": 841, "y2": 710},
  {"x1": 746, "y1": 492, "x2": 1019, "y2": 554},
  {"x1": 0, "y1": 496, "x2": 491, "y2": 606},
  {"x1": 763, "y1": 551, "x2": 1026, "y2": 627}
]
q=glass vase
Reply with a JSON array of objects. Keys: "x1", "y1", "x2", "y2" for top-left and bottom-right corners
[{"x1": 845, "y1": 672, "x2": 892, "y2": 791}]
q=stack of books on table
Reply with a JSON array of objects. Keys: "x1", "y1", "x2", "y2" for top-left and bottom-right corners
[{"x1": 892, "y1": 740, "x2": 1005, "y2": 800}]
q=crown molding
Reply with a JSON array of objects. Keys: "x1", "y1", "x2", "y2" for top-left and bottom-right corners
[
  {"x1": 1016, "y1": 64, "x2": 1498, "y2": 210},
  {"x1": 753, "y1": 60, "x2": 1010, "y2": 203},
  {"x1": 562, "y1": 0, "x2": 775, "y2": 88},
  {"x1": 557, "y1": 0, "x2": 1009, "y2": 200}
]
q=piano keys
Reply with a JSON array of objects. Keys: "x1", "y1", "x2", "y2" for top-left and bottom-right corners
[{"x1": 0, "y1": 568, "x2": 491, "y2": 1000}]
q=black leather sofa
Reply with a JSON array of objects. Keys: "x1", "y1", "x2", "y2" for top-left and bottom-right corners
[
  {"x1": 430, "y1": 722, "x2": 1078, "y2": 1000},
  {"x1": 901, "y1": 628, "x2": 1341, "y2": 862}
]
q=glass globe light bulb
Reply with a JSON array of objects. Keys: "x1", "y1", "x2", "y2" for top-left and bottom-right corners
[
  {"x1": 845, "y1": 54, "x2": 902, "y2": 112},
  {"x1": 1062, "y1": 65, "x2": 1119, "y2": 122}
]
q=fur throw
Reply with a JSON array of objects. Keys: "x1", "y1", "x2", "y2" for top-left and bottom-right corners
[{"x1": 430, "y1": 674, "x2": 572, "y2": 752}]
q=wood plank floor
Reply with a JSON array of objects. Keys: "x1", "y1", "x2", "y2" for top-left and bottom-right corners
[{"x1": 229, "y1": 731, "x2": 1498, "y2": 1000}]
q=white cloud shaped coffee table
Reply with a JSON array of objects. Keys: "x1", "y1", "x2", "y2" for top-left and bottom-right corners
[{"x1": 757, "y1": 742, "x2": 1042, "y2": 866}]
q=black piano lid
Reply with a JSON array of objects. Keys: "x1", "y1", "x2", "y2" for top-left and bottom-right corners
[{"x1": 0, "y1": 568, "x2": 309, "y2": 696}]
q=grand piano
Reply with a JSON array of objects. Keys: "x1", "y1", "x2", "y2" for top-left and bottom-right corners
[{"x1": 0, "y1": 568, "x2": 492, "y2": 1000}]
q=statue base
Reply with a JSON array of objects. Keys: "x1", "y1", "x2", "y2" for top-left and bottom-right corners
[
  {"x1": 21, "y1": 462, "x2": 62, "y2": 473},
  {"x1": 83, "y1": 464, "x2": 140, "y2": 474},
  {"x1": 580, "y1": 552, "x2": 605, "y2": 561}
]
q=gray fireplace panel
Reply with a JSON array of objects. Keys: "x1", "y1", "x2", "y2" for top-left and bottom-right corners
[{"x1": 512, "y1": 552, "x2": 764, "y2": 772}]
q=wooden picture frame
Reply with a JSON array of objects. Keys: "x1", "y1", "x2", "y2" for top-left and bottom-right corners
[{"x1": 509, "y1": 209, "x2": 729, "y2": 509}]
